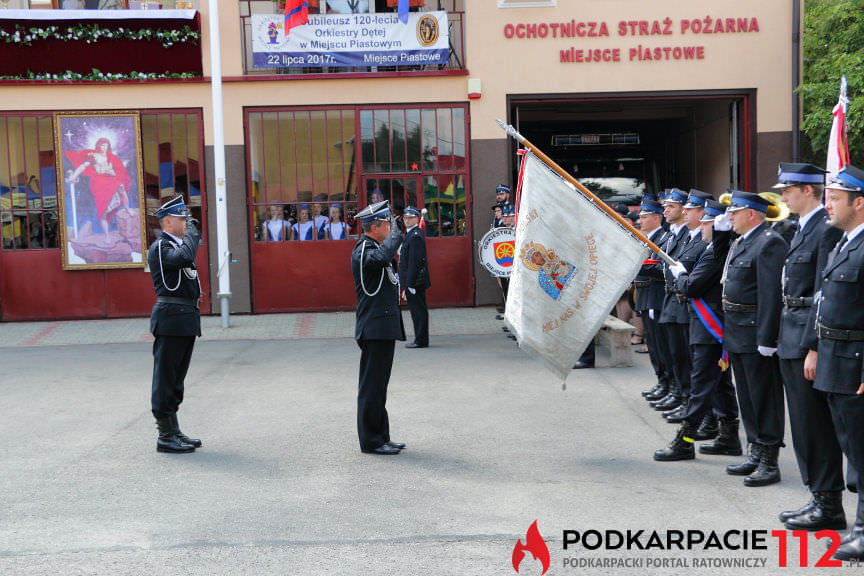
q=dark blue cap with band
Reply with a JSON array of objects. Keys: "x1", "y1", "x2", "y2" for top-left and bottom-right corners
[
  {"x1": 701, "y1": 199, "x2": 726, "y2": 221},
  {"x1": 828, "y1": 164, "x2": 864, "y2": 194},
  {"x1": 403, "y1": 205, "x2": 421, "y2": 217},
  {"x1": 639, "y1": 199, "x2": 664, "y2": 215},
  {"x1": 356, "y1": 200, "x2": 391, "y2": 223},
  {"x1": 156, "y1": 195, "x2": 188, "y2": 219},
  {"x1": 684, "y1": 189, "x2": 712, "y2": 208},
  {"x1": 496, "y1": 184, "x2": 511, "y2": 194},
  {"x1": 664, "y1": 188, "x2": 688, "y2": 204},
  {"x1": 773, "y1": 162, "x2": 827, "y2": 189},
  {"x1": 728, "y1": 190, "x2": 772, "y2": 213},
  {"x1": 502, "y1": 204, "x2": 515, "y2": 216}
]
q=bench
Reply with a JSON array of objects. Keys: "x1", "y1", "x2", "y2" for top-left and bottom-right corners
[{"x1": 596, "y1": 315, "x2": 635, "y2": 367}]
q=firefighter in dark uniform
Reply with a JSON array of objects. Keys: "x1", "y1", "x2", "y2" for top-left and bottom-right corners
[
  {"x1": 634, "y1": 199, "x2": 672, "y2": 401},
  {"x1": 652, "y1": 189, "x2": 697, "y2": 412},
  {"x1": 148, "y1": 195, "x2": 202, "y2": 454},
  {"x1": 399, "y1": 206, "x2": 431, "y2": 348},
  {"x1": 351, "y1": 200, "x2": 407, "y2": 455},
  {"x1": 723, "y1": 190, "x2": 788, "y2": 486},
  {"x1": 660, "y1": 189, "x2": 710, "y2": 423},
  {"x1": 806, "y1": 165, "x2": 864, "y2": 561},
  {"x1": 655, "y1": 199, "x2": 740, "y2": 461},
  {"x1": 773, "y1": 163, "x2": 846, "y2": 531}
]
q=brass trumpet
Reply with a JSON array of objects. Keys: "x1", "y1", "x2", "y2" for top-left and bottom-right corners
[{"x1": 718, "y1": 191, "x2": 790, "y2": 221}]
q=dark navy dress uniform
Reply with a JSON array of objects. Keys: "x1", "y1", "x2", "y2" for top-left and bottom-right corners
[
  {"x1": 352, "y1": 201, "x2": 405, "y2": 454},
  {"x1": 148, "y1": 214, "x2": 201, "y2": 420},
  {"x1": 398, "y1": 207, "x2": 431, "y2": 348},
  {"x1": 774, "y1": 163, "x2": 846, "y2": 526},
  {"x1": 722, "y1": 191, "x2": 788, "y2": 485},
  {"x1": 808, "y1": 166, "x2": 864, "y2": 559},
  {"x1": 777, "y1": 208, "x2": 843, "y2": 492},
  {"x1": 655, "y1": 188, "x2": 692, "y2": 410},
  {"x1": 633, "y1": 200, "x2": 670, "y2": 398},
  {"x1": 676, "y1": 220, "x2": 738, "y2": 427}
]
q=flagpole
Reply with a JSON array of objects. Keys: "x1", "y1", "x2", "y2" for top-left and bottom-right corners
[{"x1": 497, "y1": 120, "x2": 676, "y2": 266}]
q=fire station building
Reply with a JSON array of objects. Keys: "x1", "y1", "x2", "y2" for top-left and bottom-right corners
[{"x1": 0, "y1": 0, "x2": 799, "y2": 320}]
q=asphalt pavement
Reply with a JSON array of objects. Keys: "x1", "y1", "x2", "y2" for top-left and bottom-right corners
[{"x1": 0, "y1": 309, "x2": 856, "y2": 575}]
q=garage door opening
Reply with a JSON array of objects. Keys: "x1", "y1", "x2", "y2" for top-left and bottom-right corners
[{"x1": 509, "y1": 92, "x2": 754, "y2": 204}]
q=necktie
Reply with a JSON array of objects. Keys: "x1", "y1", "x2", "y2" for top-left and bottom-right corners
[
  {"x1": 836, "y1": 234, "x2": 849, "y2": 254},
  {"x1": 721, "y1": 236, "x2": 742, "y2": 287}
]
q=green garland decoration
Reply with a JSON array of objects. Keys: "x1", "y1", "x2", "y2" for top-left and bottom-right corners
[
  {"x1": 0, "y1": 69, "x2": 202, "y2": 81},
  {"x1": 0, "y1": 24, "x2": 199, "y2": 49}
]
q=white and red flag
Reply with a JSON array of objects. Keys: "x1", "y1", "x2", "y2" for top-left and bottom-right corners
[
  {"x1": 826, "y1": 76, "x2": 850, "y2": 183},
  {"x1": 504, "y1": 147, "x2": 652, "y2": 380}
]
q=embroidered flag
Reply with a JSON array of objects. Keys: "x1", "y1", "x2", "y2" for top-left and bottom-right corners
[
  {"x1": 505, "y1": 151, "x2": 649, "y2": 380},
  {"x1": 826, "y1": 76, "x2": 850, "y2": 185},
  {"x1": 398, "y1": 0, "x2": 409, "y2": 23},
  {"x1": 284, "y1": 0, "x2": 309, "y2": 36}
]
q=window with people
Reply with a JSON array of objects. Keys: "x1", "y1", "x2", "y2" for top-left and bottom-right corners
[{"x1": 248, "y1": 103, "x2": 469, "y2": 243}]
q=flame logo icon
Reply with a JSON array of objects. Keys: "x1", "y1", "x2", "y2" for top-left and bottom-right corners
[{"x1": 512, "y1": 520, "x2": 550, "y2": 575}]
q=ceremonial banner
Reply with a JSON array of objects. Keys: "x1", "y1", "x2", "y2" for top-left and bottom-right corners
[
  {"x1": 251, "y1": 11, "x2": 448, "y2": 69},
  {"x1": 505, "y1": 152, "x2": 649, "y2": 380}
]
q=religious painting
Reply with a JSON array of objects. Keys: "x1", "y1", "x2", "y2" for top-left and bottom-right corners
[{"x1": 54, "y1": 112, "x2": 147, "y2": 270}]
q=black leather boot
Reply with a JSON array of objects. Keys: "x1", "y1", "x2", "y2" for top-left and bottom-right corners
[
  {"x1": 784, "y1": 491, "x2": 846, "y2": 531},
  {"x1": 700, "y1": 418, "x2": 743, "y2": 456},
  {"x1": 653, "y1": 421, "x2": 696, "y2": 462},
  {"x1": 156, "y1": 417, "x2": 195, "y2": 453},
  {"x1": 642, "y1": 381, "x2": 665, "y2": 399},
  {"x1": 744, "y1": 444, "x2": 781, "y2": 487},
  {"x1": 171, "y1": 414, "x2": 202, "y2": 448},
  {"x1": 779, "y1": 497, "x2": 816, "y2": 523},
  {"x1": 663, "y1": 398, "x2": 690, "y2": 423},
  {"x1": 690, "y1": 413, "x2": 719, "y2": 441},
  {"x1": 726, "y1": 443, "x2": 760, "y2": 475},
  {"x1": 652, "y1": 382, "x2": 682, "y2": 411},
  {"x1": 833, "y1": 525, "x2": 864, "y2": 561}
]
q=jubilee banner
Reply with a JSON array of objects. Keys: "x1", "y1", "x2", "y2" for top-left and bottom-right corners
[
  {"x1": 251, "y1": 11, "x2": 449, "y2": 69},
  {"x1": 505, "y1": 152, "x2": 649, "y2": 380}
]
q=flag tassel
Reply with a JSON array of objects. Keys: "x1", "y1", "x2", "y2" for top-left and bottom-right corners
[{"x1": 496, "y1": 120, "x2": 676, "y2": 266}]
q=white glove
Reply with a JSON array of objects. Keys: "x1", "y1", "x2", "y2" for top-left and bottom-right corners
[
  {"x1": 407, "y1": 287, "x2": 416, "y2": 294},
  {"x1": 714, "y1": 211, "x2": 732, "y2": 231},
  {"x1": 648, "y1": 309, "x2": 655, "y2": 320},
  {"x1": 757, "y1": 346, "x2": 777, "y2": 357},
  {"x1": 669, "y1": 261, "x2": 687, "y2": 279}
]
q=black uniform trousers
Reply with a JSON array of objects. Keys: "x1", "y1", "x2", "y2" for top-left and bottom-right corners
[
  {"x1": 406, "y1": 289, "x2": 429, "y2": 347},
  {"x1": 151, "y1": 335, "x2": 196, "y2": 419},
  {"x1": 778, "y1": 358, "x2": 844, "y2": 491},
  {"x1": 357, "y1": 338, "x2": 395, "y2": 451},
  {"x1": 683, "y1": 343, "x2": 738, "y2": 424},
  {"x1": 827, "y1": 393, "x2": 864, "y2": 524},
  {"x1": 663, "y1": 322, "x2": 691, "y2": 396},
  {"x1": 642, "y1": 315, "x2": 671, "y2": 386},
  {"x1": 728, "y1": 351, "x2": 784, "y2": 446}
]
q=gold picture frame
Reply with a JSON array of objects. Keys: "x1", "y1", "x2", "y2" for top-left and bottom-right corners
[{"x1": 53, "y1": 111, "x2": 147, "y2": 270}]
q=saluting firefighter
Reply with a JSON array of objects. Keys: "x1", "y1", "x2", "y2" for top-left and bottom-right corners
[
  {"x1": 148, "y1": 195, "x2": 202, "y2": 454},
  {"x1": 652, "y1": 189, "x2": 693, "y2": 413},
  {"x1": 773, "y1": 163, "x2": 847, "y2": 531},
  {"x1": 351, "y1": 200, "x2": 408, "y2": 455},
  {"x1": 399, "y1": 206, "x2": 431, "y2": 349},
  {"x1": 723, "y1": 190, "x2": 788, "y2": 486},
  {"x1": 655, "y1": 199, "x2": 740, "y2": 461},
  {"x1": 806, "y1": 165, "x2": 864, "y2": 561},
  {"x1": 634, "y1": 198, "x2": 672, "y2": 401}
]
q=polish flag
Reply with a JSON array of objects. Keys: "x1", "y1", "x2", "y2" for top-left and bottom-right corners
[{"x1": 826, "y1": 76, "x2": 850, "y2": 184}]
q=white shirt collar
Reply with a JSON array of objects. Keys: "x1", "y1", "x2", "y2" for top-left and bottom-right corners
[
  {"x1": 797, "y1": 205, "x2": 824, "y2": 231},
  {"x1": 407, "y1": 224, "x2": 418, "y2": 233},
  {"x1": 742, "y1": 222, "x2": 762, "y2": 240},
  {"x1": 669, "y1": 223, "x2": 683, "y2": 235},
  {"x1": 688, "y1": 227, "x2": 700, "y2": 239},
  {"x1": 845, "y1": 221, "x2": 864, "y2": 245},
  {"x1": 165, "y1": 231, "x2": 184, "y2": 245}
]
